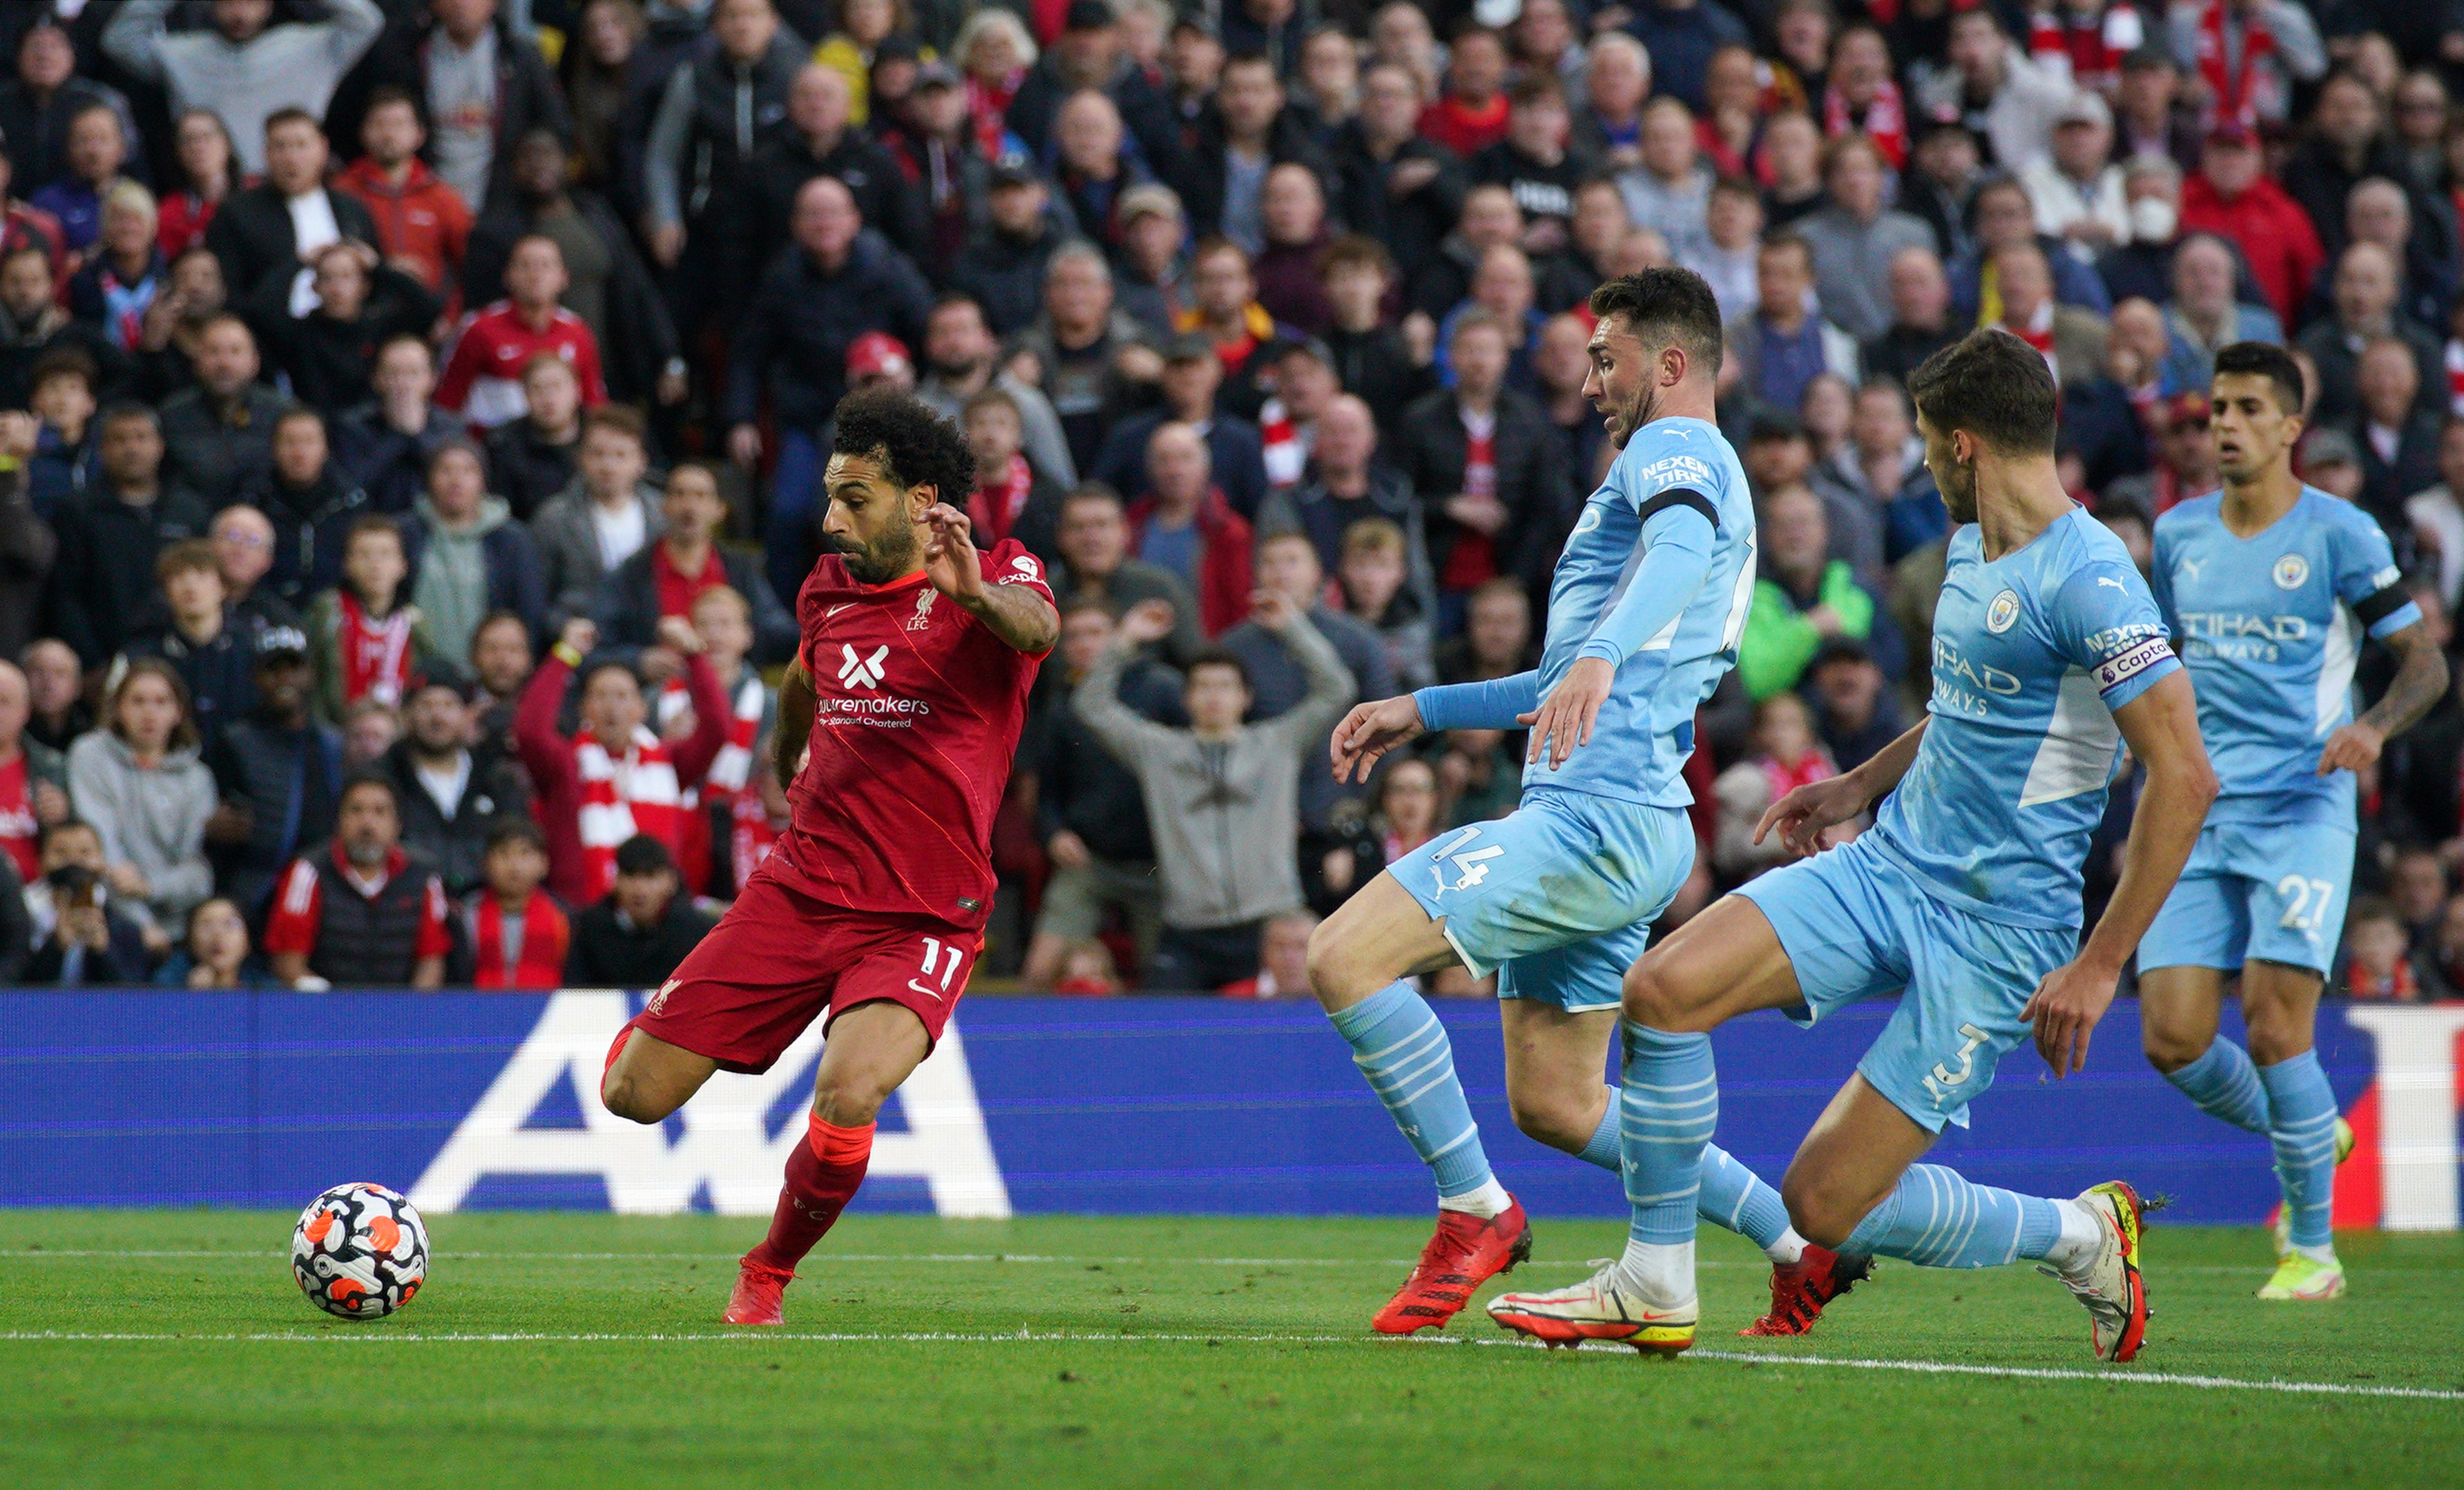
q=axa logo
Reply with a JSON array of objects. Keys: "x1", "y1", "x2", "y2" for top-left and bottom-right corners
[
  {"x1": 1427, "y1": 826, "x2": 1504, "y2": 896},
  {"x1": 839, "y1": 643, "x2": 889, "y2": 690}
]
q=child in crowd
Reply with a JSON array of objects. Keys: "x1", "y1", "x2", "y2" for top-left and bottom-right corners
[
  {"x1": 2340, "y1": 897, "x2": 2423, "y2": 1002},
  {"x1": 1713, "y1": 692, "x2": 1843, "y2": 882},
  {"x1": 1051, "y1": 938, "x2": 1124, "y2": 995},
  {"x1": 25, "y1": 349, "x2": 97, "y2": 517},
  {"x1": 1337, "y1": 517, "x2": 1435, "y2": 692},
  {"x1": 467, "y1": 818, "x2": 570, "y2": 990},
  {"x1": 307, "y1": 516, "x2": 441, "y2": 722},
  {"x1": 1317, "y1": 235, "x2": 1432, "y2": 430}
]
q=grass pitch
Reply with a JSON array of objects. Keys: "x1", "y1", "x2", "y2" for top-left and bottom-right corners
[{"x1": 3, "y1": 1211, "x2": 2460, "y2": 1489}]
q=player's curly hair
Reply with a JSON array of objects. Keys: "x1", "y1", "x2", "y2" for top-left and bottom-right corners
[{"x1": 831, "y1": 386, "x2": 975, "y2": 505}]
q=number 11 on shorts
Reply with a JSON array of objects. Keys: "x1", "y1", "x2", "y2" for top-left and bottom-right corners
[{"x1": 911, "y1": 938, "x2": 964, "y2": 1000}]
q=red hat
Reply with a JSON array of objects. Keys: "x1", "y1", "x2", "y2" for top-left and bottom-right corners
[
  {"x1": 846, "y1": 331, "x2": 912, "y2": 383},
  {"x1": 2206, "y1": 118, "x2": 2258, "y2": 148}
]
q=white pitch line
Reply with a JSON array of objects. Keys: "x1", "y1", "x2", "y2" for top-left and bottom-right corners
[{"x1": 1, "y1": 1329, "x2": 2455, "y2": 1402}]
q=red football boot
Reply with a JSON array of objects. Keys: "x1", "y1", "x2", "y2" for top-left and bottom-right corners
[
  {"x1": 1371, "y1": 1201, "x2": 1533, "y2": 1335},
  {"x1": 1740, "y1": 1244, "x2": 1872, "y2": 1337},
  {"x1": 722, "y1": 1257, "x2": 795, "y2": 1326}
]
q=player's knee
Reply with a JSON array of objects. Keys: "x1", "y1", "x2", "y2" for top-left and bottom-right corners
[
  {"x1": 1779, "y1": 1172, "x2": 1862, "y2": 1250},
  {"x1": 2141, "y1": 1025, "x2": 2210, "y2": 1074},
  {"x1": 1621, "y1": 957, "x2": 1700, "y2": 1032},
  {"x1": 1302, "y1": 920, "x2": 1356, "y2": 1007},
  {"x1": 599, "y1": 1072, "x2": 677, "y2": 1125},
  {"x1": 1506, "y1": 1090, "x2": 1593, "y2": 1152},
  {"x1": 811, "y1": 1073, "x2": 894, "y2": 1128},
  {"x1": 2244, "y1": 1020, "x2": 2311, "y2": 1068}
]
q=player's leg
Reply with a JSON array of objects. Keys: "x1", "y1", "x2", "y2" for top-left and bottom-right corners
[
  {"x1": 600, "y1": 1025, "x2": 722, "y2": 1124},
  {"x1": 2139, "y1": 838, "x2": 2273, "y2": 1135},
  {"x1": 2243, "y1": 958, "x2": 2348, "y2": 1296}
]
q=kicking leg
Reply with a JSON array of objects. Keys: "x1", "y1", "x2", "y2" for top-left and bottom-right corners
[
  {"x1": 1488, "y1": 895, "x2": 1803, "y2": 1353},
  {"x1": 728, "y1": 1002, "x2": 932, "y2": 1326},
  {"x1": 1309, "y1": 871, "x2": 1525, "y2": 1333},
  {"x1": 2242, "y1": 960, "x2": 2347, "y2": 1297},
  {"x1": 2142, "y1": 965, "x2": 2272, "y2": 1132},
  {"x1": 1790, "y1": 1076, "x2": 2153, "y2": 1362},
  {"x1": 601, "y1": 1025, "x2": 721, "y2": 1124}
]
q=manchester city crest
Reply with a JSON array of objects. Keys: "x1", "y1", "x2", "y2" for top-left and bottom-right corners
[
  {"x1": 1985, "y1": 589, "x2": 2021, "y2": 634},
  {"x1": 2273, "y1": 554, "x2": 2309, "y2": 590}
]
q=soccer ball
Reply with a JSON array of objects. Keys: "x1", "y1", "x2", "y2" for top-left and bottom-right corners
[{"x1": 291, "y1": 1183, "x2": 428, "y2": 1319}]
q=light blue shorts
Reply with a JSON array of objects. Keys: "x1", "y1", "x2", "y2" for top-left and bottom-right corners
[
  {"x1": 1392, "y1": 788, "x2": 1695, "y2": 1013},
  {"x1": 2137, "y1": 817, "x2": 2355, "y2": 978},
  {"x1": 1738, "y1": 833, "x2": 2077, "y2": 1133}
]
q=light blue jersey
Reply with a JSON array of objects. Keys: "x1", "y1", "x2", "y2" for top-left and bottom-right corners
[
  {"x1": 1869, "y1": 508, "x2": 2180, "y2": 932},
  {"x1": 1526, "y1": 415, "x2": 1757, "y2": 806},
  {"x1": 2151, "y1": 486, "x2": 2420, "y2": 826}
]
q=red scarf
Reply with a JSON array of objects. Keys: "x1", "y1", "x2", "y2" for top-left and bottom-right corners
[
  {"x1": 574, "y1": 724, "x2": 682, "y2": 901},
  {"x1": 1760, "y1": 748, "x2": 1836, "y2": 803},
  {"x1": 1824, "y1": 77, "x2": 1907, "y2": 168},
  {"x1": 0, "y1": 755, "x2": 34, "y2": 883},
  {"x1": 969, "y1": 454, "x2": 1036, "y2": 547},
  {"x1": 655, "y1": 669, "x2": 764, "y2": 895},
  {"x1": 965, "y1": 75, "x2": 1019, "y2": 158},
  {"x1": 1259, "y1": 398, "x2": 1304, "y2": 490},
  {"x1": 338, "y1": 592, "x2": 415, "y2": 707},
  {"x1": 2443, "y1": 338, "x2": 2464, "y2": 417},
  {"x1": 2031, "y1": 8, "x2": 2139, "y2": 93},
  {"x1": 470, "y1": 892, "x2": 569, "y2": 989},
  {"x1": 2193, "y1": 0, "x2": 2276, "y2": 126}
]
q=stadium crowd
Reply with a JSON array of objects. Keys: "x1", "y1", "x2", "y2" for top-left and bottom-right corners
[{"x1": 0, "y1": 0, "x2": 2458, "y2": 997}]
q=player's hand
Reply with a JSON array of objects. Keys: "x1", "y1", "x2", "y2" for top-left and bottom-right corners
[
  {"x1": 2318, "y1": 720, "x2": 2386, "y2": 776},
  {"x1": 1329, "y1": 694, "x2": 1426, "y2": 783},
  {"x1": 922, "y1": 503, "x2": 985, "y2": 605},
  {"x1": 2020, "y1": 957, "x2": 2120, "y2": 1079},
  {"x1": 1752, "y1": 773, "x2": 1870, "y2": 858},
  {"x1": 1046, "y1": 830, "x2": 1091, "y2": 870},
  {"x1": 1519, "y1": 655, "x2": 1614, "y2": 770},
  {"x1": 655, "y1": 615, "x2": 705, "y2": 655},
  {"x1": 558, "y1": 617, "x2": 599, "y2": 660},
  {"x1": 1117, "y1": 597, "x2": 1177, "y2": 647}
]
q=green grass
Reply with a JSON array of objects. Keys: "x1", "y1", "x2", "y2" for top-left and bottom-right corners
[{"x1": 2, "y1": 1212, "x2": 2460, "y2": 1489}]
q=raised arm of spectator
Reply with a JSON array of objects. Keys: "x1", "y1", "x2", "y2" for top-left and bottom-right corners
[
  {"x1": 101, "y1": 0, "x2": 175, "y2": 82},
  {"x1": 642, "y1": 66, "x2": 697, "y2": 254},
  {"x1": 318, "y1": 0, "x2": 387, "y2": 68},
  {"x1": 1075, "y1": 601, "x2": 1182, "y2": 767},
  {"x1": 0, "y1": 436, "x2": 57, "y2": 614},
  {"x1": 1258, "y1": 594, "x2": 1358, "y2": 757},
  {"x1": 665, "y1": 641, "x2": 733, "y2": 791},
  {"x1": 514, "y1": 620, "x2": 588, "y2": 799}
]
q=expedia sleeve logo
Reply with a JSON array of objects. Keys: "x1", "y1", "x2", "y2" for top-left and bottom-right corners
[{"x1": 2095, "y1": 636, "x2": 2171, "y2": 694}]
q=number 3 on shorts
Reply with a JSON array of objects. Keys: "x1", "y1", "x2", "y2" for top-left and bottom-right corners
[
  {"x1": 2275, "y1": 875, "x2": 2335, "y2": 933},
  {"x1": 909, "y1": 937, "x2": 965, "y2": 1000}
]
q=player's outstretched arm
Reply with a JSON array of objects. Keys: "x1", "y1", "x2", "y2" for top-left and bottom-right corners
[
  {"x1": 1754, "y1": 719, "x2": 1929, "y2": 858},
  {"x1": 2023, "y1": 670, "x2": 2217, "y2": 1078},
  {"x1": 922, "y1": 503, "x2": 1059, "y2": 654},
  {"x1": 773, "y1": 659, "x2": 815, "y2": 792},
  {"x1": 2319, "y1": 619, "x2": 2449, "y2": 775},
  {"x1": 1522, "y1": 499, "x2": 1718, "y2": 769}
]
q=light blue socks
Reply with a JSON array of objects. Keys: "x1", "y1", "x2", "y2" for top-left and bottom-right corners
[
  {"x1": 2165, "y1": 1039, "x2": 2270, "y2": 1134},
  {"x1": 1619, "y1": 1023, "x2": 1719, "y2": 1248},
  {"x1": 1329, "y1": 980, "x2": 1498, "y2": 1203},
  {"x1": 1838, "y1": 1164, "x2": 2067, "y2": 1269},
  {"x1": 1577, "y1": 1094, "x2": 1797, "y2": 1257},
  {"x1": 2258, "y1": 1051, "x2": 2340, "y2": 1250}
]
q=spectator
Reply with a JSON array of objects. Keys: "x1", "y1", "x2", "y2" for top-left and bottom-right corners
[
  {"x1": 342, "y1": 691, "x2": 403, "y2": 768},
  {"x1": 1012, "y1": 241, "x2": 1161, "y2": 476},
  {"x1": 331, "y1": 86, "x2": 474, "y2": 298},
  {"x1": 2094, "y1": 155, "x2": 2189, "y2": 307},
  {"x1": 597, "y1": 462, "x2": 796, "y2": 663},
  {"x1": 1260, "y1": 391, "x2": 1429, "y2": 604},
  {"x1": 344, "y1": 0, "x2": 571, "y2": 216},
  {"x1": 1394, "y1": 311, "x2": 1566, "y2": 626},
  {"x1": 159, "y1": 316, "x2": 283, "y2": 509},
  {"x1": 1053, "y1": 483, "x2": 1203, "y2": 664},
  {"x1": 1948, "y1": 175, "x2": 2115, "y2": 322},
  {"x1": 751, "y1": 64, "x2": 926, "y2": 279},
  {"x1": 952, "y1": 159, "x2": 1071, "y2": 339},
  {"x1": 564, "y1": 831, "x2": 714, "y2": 984},
  {"x1": 48, "y1": 404, "x2": 208, "y2": 669},
  {"x1": 2108, "y1": 391, "x2": 2220, "y2": 514},
  {"x1": 157, "y1": 896, "x2": 266, "y2": 987},
  {"x1": 1093, "y1": 331, "x2": 1269, "y2": 517},
  {"x1": 204, "y1": 110, "x2": 383, "y2": 313},
  {"x1": 516, "y1": 617, "x2": 728, "y2": 906},
  {"x1": 1331, "y1": 60, "x2": 1465, "y2": 291},
  {"x1": 380, "y1": 675, "x2": 528, "y2": 900},
  {"x1": 462, "y1": 817, "x2": 566, "y2": 988},
  {"x1": 1112, "y1": 183, "x2": 1191, "y2": 340},
  {"x1": 2179, "y1": 120, "x2": 2325, "y2": 331},
  {"x1": 1253, "y1": 166, "x2": 1339, "y2": 338},
  {"x1": 251, "y1": 242, "x2": 445, "y2": 416},
  {"x1": 1804, "y1": 637, "x2": 1905, "y2": 773},
  {"x1": 1319, "y1": 753, "x2": 1444, "y2": 906},
  {"x1": 68, "y1": 184, "x2": 168, "y2": 358},
  {"x1": 1724, "y1": 235, "x2": 1860, "y2": 417},
  {"x1": 104, "y1": 0, "x2": 385, "y2": 179},
  {"x1": 0, "y1": 656, "x2": 67, "y2": 884},
  {"x1": 481, "y1": 354, "x2": 585, "y2": 523},
  {"x1": 26, "y1": 101, "x2": 122, "y2": 258},
  {"x1": 1738, "y1": 481, "x2": 1893, "y2": 699},
  {"x1": 1004, "y1": 1, "x2": 1184, "y2": 187},
  {"x1": 245, "y1": 405, "x2": 376, "y2": 608},
  {"x1": 1911, "y1": 8, "x2": 2070, "y2": 172},
  {"x1": 1858, "y1": 245, "x2": 1958, "y2": 390},
  {"x1": 2349, "y1": 337, "x2": 2441, "y2": 530},
  {"x1": 915, "y1": 294, "x2": 1076, "y2": 486},
  {"x1": 664, "y1": 583, "x2": 771, "y2": 897},
  {"x1": 0, "y1": 146, "x2": 65, "y2": 291},
  {"x1": 1683, "y1": 175, "x2": 1764, "y2": 325},
  {"x1": 724, "y1": 174, "x2": 934, "y2": 598},
  {"x1": 67, "y1": 656, "x2": 215, "y2": 938},
  {"x1": 1184, "y1": 52, "x2": 1330, "y2": 258},
  {"x1": 206, "y1": 505, "x2": 300, "y2": 630},
  {"x1": 405, "y1": 439, "x2": 546, "y2": 662},
  {"x1": 1617, "y1": 99, "x2": 1712, "y2": 264},
  {"x1": 0, "y1": 243, "x2": 117, "y2": 413},
  {"x1": 0, "y1": 21, "x2": 135, "y2": 198},
  {"x1": 464, "y1": 129, "x2": 686, "y2": 413},
  {"x1": 1569, "y1": 32, "x2": 1648, "y2": 169},
  {"x1": 2339, "y1": 895, "x2": 2422, "y2": 1001},
  {"x1": 157, "y1": 110, "x2": 238, "y2": 263},
  {"x1": 262, "y1": 773, "x2": 447, "y2": 989},
  {"x1": 2319, "y1": 177, "x2": 2453, "y2": 336},
  {"x1": 2020, "y1": 92, "x2": 2130, "y2": 267},
  {"x1": 2406, "y1": 419, "x2": 2464, "y2": 610},
  {"x1": 961, "y1": 388, "x2": 1067, "y2": 565},
  {"x1": 1126, "y1": 422, "x2": 1254, "y2": 639},
  {"x1": 1317, "y1": 234, "x2": 1432, "y2": 434},
  {"x1": 2298, "y1": 242, "x2": 2443, "y2": 429},
  {"x1": 1471, "y1": 76, "x2": 1588, "y2": 264},
  {"x1": 436, "y1": 235, "x2": 607, "y2": 432},
  {"x1": 1251, "y1": 337, "x2": 1340, "y2": 494},
  {"x1": 334, "y1": 336, "x2": 461, "y2": 516},
  {"x1": 2297, "y1": 426, "x2": 2365, "y2": 503},
  {"x1": 20, "y1": 637, "x2": 88, "y2": 753},
  {"x1": 1626, "y1": 0, "x2": 1751, "y2": 115},
  {"x1": 2280, "y1": 70, "x2": 2449, "y2": 275},
  {"x1": 1829, "y1": 380, "x2": 1946, "y2": 566},
  {"x1": 1020, "y1": 596, "x2": 1176, "y2": 987},
  {"x1": 532, "y1": 405, "x2": 661, "y2": 632},
  {"x1": 22, "y1": 817, "x2": 150, "y2": 985},
  {"x1": 1796, "y1": 136, "x2": 1936, "y2": 344},
  {"x1": 1174, "y1": 238, "x2": 1290, "y2": 413},
  {"x1": 640, "y1": 0, "x2": 807, "y2": 341},
  {"x1": 1335, "y1": 516, "x2": 1435, "y2": 694},
  {"x1": 21, "y1": 348, "x2": 98, "y2": 520},
  {"x1": 2159, "y1": 233, "x2": 2283, "y2": 395},
  {"x1": 122, "y1": 539, "x2": 260, "y2": 751},
  {"x1": 1713, "y1": 692, "x2": 1840, "y2": 882},
  {"x1": 1076, "y1": 589, "x2": 1352, "y2": 991},
  {"x1": 1434, "y1": 574, "x2": 1535, "y2": 687},
  {"x1": 307, "y1": 515, "x2": 442, "y2": 722},
  {"x1": 1991, "y1": 242, "x2": 2108, "y2": 391},
  {"x1": 465, "y1": 608, "x2": 532, "y2": 745},
  {"x1": 1222, "y1": 528, "x2": 1395, "y2": 831}
]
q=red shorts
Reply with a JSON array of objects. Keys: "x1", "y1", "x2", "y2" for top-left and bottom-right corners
[{"x1": 634, "y1": 870, "x2": 980, "y2": 1074}]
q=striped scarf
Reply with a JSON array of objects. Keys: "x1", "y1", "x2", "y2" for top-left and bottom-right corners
[
  {"x1": 574, "y1": 725, "x2": 681, "y2": 900},
  {"x1": 2443, "y1": 339, "x2": 2464, "y2": 417},
  {"x1": 702, "y1": 673, "x2": 768, "y2": 801},
  {"x1": 1260, "y1": 398, "x2": 1305, "y2": 490},
  {"x1": 2193, "y1": 0, "x2": 2277, "y2": 126},
  {"x1": 1822, "y1": 77, "x2": 1906, "y2": 168},
  {"x1": 338, "y1": 592, "x2": 416, "y2": 707}
]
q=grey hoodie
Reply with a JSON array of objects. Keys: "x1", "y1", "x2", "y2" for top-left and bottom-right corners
[
  {"x1": 412, "y1": 494, "x2": 514, "y2": 664},
  {"x1": 1075, "y1": 613, "x2": 1355, "y2": 930},
  {"x1": 104, "y1": 0, "x2": 385, "y2": 177},
  {"x1": 66, "y1": 729, "x2": 218, "y2": 927}
]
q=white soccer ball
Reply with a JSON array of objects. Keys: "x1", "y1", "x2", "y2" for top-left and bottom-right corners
[{"x1": 291, "y1": 1183, "x2": 429, "y2": 1319}]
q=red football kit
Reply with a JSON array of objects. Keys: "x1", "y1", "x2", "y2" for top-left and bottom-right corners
[
  {"x1": 637, "y1": 539, "x2": 1053, "y2": 1072},
  {"x1": 435, "y1": 300, "x2": 608, "y2": 429}
]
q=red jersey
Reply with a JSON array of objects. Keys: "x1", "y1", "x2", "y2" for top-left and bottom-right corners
[
  {"x1": 436, "y1": 300, "x2": 607, "y2": 429},
  {"x1": 763, "y1": 541, "x2": 1054, "y2": 929},
  {"x1": 0, "y1": 754, "x2": 36, "y2": 883}
]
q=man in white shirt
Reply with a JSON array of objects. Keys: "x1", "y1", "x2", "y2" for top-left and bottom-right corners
[
  {"x1": 2021, "y1": 92, "x2": 2131, "y2": 264},
  {"x1": 377, "y1": 676, "x2": 529, "y2": 896}
]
